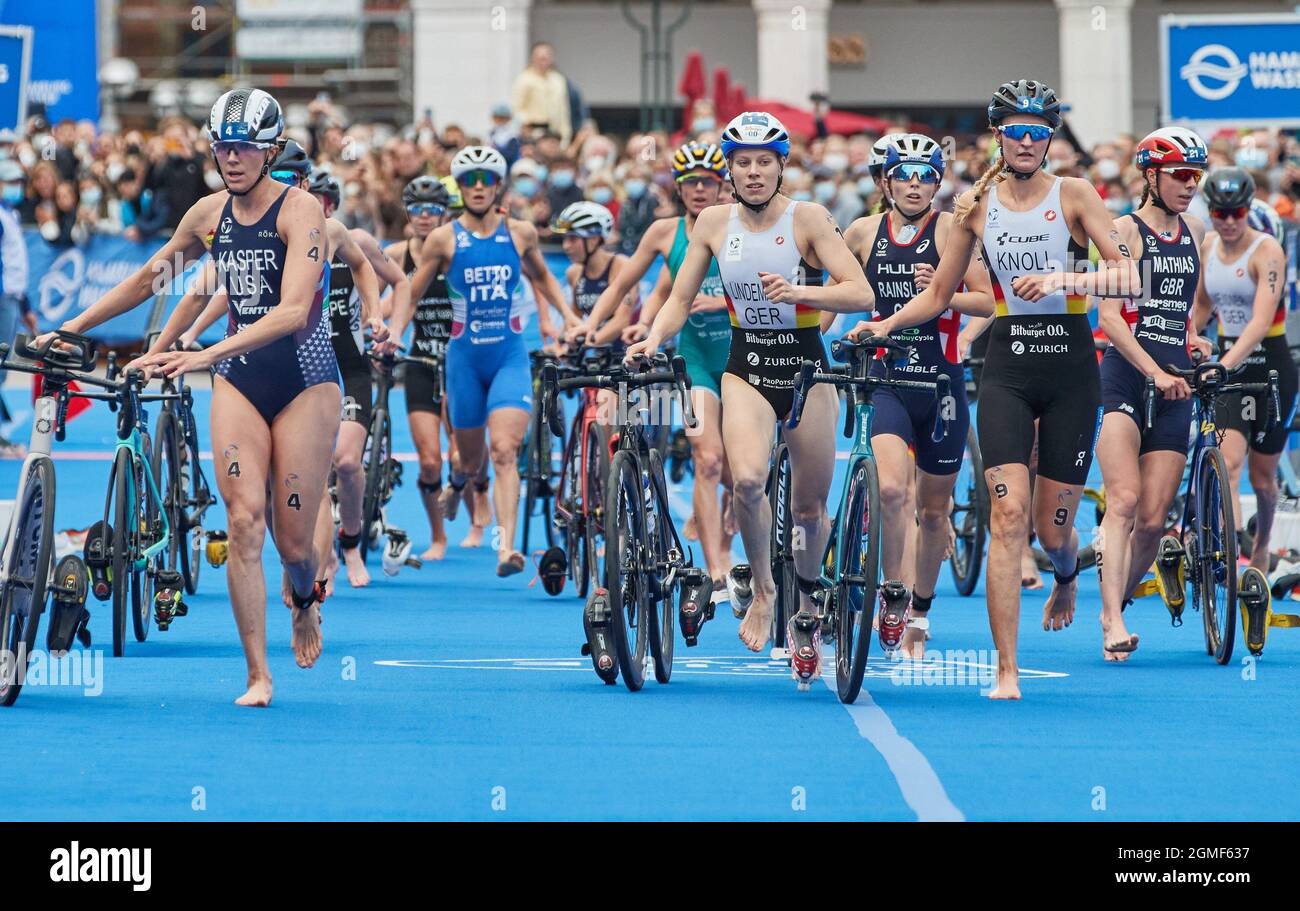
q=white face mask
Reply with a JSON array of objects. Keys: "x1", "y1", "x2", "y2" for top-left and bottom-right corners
[
  {"x1": 1095, "y1": 158, "x2": 1120, "y2": 181},
  {"x1": 106, "y1": 162, "x2": 126, "y2": 184},
  {"x1": 40, "y1": 220, "x2": 60, "y2": 241},
  {"x1": 823, "y1": 153, "x2": 849, "y2": 173},
  {"x1": 18, "y1": 148, "x2": 36, "y2": 169},
  {"x1": 584, "y1": 155, "x2": 607, "y2": 174},
  {"x1": 204, "y1": 169, "x2": 225, "y2": 190}
]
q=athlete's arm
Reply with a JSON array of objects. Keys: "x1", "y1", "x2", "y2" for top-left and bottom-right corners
[
  {"x1": 850, "y1": 195, "x2": 979, "y2": 338},
  {"x1": 940, "y1": 215, "x2": 995, "y2": 317},
  {"x1": 159, "y1": 191, "x2": 329, "y2": 373},
  {"x1": 517, "y1": 220, "x2": 579, "y2": 340},
  {"x1": 1093, "y1": 216, "x2": 1156, "y2": 377},
  {"x1": 628, "y1": 209, "x2": 721, "y2": 358},
  {"x1": 130, "y1": 260, "x2": 222, "y2": 370},
  {"x1": 354, "y1": 228, "x2": 410, "y2": 336},
  {"x1": 1181, "y1": 217, "x2": 1214, "y2": 361},
  {"x1": 1219, "y1": 236, "x2": 1288, "y2": 371},
  {"x1": 54, "y1": 195, "x2": 219, "y2": 337},
  {"x1": 580, "y1": 219, "x2": 670, "y2": 337},
  {"x1": 1023, "y1": 177, "x2": 1138, "y2": 299},
  {"x1": 406, "y1": 225, "x2": 451, "y2": 312},
  {"x1": 763, "y1": 204, "x2": 873, "y2": 312},
  {"x1": 331, "y1": 219, "x2": 387, "y2": 345}
]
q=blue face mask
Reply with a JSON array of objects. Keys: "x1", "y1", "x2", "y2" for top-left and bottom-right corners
[
  {"x1": 590, "y1": 187, "x2": 614, "y2": 204},
  {"x1": 624, "y1": 179, "x2": 647, "y2": 199},
  {"x1": 551, "y1": 170, "x2": 575, "y2": 189},
  {"x1": 814, "y1": 181, "x2": 836, "y2": 203},
  {"x1": 1, "y1": 184, "x2": 22, "y2": 205},
  {"x1": 856, "y1": 177, "x2": 875, "y2": 197},
  {"x1": 514, "y1": 176, "x2": 539, "y2": 198},
  {"x1": 692, "y1": 118, "x2": 715, "y2": 133},
  {"x1": 534, "y1": 163, "x2": 548, "y2": 182},
  {"x1": 791, "y1": 190, "x2": 813, "y2": 202}
]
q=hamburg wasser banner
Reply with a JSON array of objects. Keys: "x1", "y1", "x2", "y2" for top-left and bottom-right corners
[
  {"x1": 0, "y1": 0, "x2": 98, "y2": 123},
  {"x1": 1162, "y1": 14, "x2": 1300, "y2": 128}
]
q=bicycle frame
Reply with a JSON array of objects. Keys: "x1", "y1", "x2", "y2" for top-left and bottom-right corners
[
  {"x1": 0, "y1": 395, "x2": 58, "y2": 589},
  {"x1": 818, "y1": 386, "x2": 876, "y2": 597},
  {"x1": 101, "y1": 405, "x2": 171, "y2": 575}
]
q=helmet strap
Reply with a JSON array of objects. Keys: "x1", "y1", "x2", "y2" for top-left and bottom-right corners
[
  {"x1": 999, "y1": 134, "x2": 1050, "y2": 181},
  {"x1": 214, "y1": 147, "x2": 274, "y2": 198},
  {"x1": 1145, "y1": 170, "x2": 1177, "y2": 215},
  {"x1": 884, "y1": 175, "x2": 933, "y2": 221}
]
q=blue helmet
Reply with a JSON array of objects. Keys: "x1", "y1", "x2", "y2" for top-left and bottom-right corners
[
  {"x1": 882, "y1": 134, "x2": 945, "y2": 179},
  {"x1": 720, "y1": 112, "x2": 791, "y2": 159}
]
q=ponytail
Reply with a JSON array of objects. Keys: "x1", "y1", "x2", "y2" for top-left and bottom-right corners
[{"x1": 955, "y1": 146, "x2": 1008, "y2": 229}]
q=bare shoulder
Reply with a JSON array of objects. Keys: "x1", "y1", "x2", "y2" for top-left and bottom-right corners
[
  {"x1": 348, "y1": 226, "x2": 380, "y2": 255},
  {"x1": 1182, "y1": 213, "x2": 1207, "y2": 246},
  {"x1": 507, "y1": 216, "x2": 539, "y2": 246}
]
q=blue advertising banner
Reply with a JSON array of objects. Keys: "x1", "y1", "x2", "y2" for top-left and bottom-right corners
[
  {"x1": 0, "y1": 26, "x2": 31, "y2": 131},
  {"x1": 1162, "y1": 14, "x2": 1300, "y2": 128},
  {"x1": 0, "y1": 0, "x2": 98, "y2": 123}
]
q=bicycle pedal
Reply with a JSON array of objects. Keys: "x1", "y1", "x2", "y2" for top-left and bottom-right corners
[
  {"x1": 1154, "y1": 534, "x2": 1187, "y2": 625},
  {"x1": 154, "y1": 581, "x2": 185, "y2": 631},
  {"x1": 205, "y1": 530, "x2": 228, "y2": 567},
  {"x1": 677, "y1": 569, "x2": 712, "y2": 647},
  {"x1": 46, "y1": 555, "x2": 91, "y2": 653},
  {"x1": 1238, "y1": 567, "x2": 1271, "y2": 656},
  {"x1": 82, "y1": 520, "x2": 113, "y2": 602},
  {"x1": 582, "y1": 587, "x2": 618, "y2": 685}
]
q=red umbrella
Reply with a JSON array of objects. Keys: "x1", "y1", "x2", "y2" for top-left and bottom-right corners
[
  {"x1": 730, "y1": 84, "x2": 746, "y2": 121},
  {"x1": 677, "y1": 50, "x2": 706, "y2": 132},
  {"x1": 712, "y1": 66, "x2": 731, "y2": 122},
  {"x1": 744, "y1": 98, "x2": 893, "y2": 138}
]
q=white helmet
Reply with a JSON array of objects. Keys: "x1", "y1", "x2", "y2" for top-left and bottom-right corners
[
  {"x1": 869, "y1": 132, "x2": 908, "y2": 178},
  {"x1": 450, "y1": 146, "x2": 508, "y2": 181},
  {"x1": 720, "y1": 112, "x2": 791, "y2": 159},
  {"x1": 884, "y1": 133, "x2": 945, "y2": 178},
  {"x1": 207, "y1": 88, "x2": 283, "y2": 144},
  {"x1": 553, "y1": 201, "x2": 614, "y2": 238}
]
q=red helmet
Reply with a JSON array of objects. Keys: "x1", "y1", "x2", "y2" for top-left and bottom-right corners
[{"x1": 1134, "y1": 127, "x2": 1208, "y2": 170}]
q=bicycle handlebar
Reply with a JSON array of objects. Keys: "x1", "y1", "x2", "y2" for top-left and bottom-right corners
[
  {"x1": 541, "y1": 353, "x2": 697, "y2": 438},
  {"x1": 1156, "y1": 361, "x2": 1281, "y2": 430}
]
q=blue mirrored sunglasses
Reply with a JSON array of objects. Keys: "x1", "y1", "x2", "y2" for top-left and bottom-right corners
[
  {"x1": 213, "y1": 140, "x2": 276, "y2": 157},
  {"x1": 270, "y1": 170, "x2": 301, "y2": 185},
  {"x1": 997, "y1": 123, "x2": 1054, "y2": 143},
  {"x1": 406, "y1": 203, "x2": 446, "y2": 217},
  {"x1": 888, "y1": 162, "x2": 941, "y2": 184},
  {"x1": 458, "y1": 170, "x2": 500, "y2": 188}
]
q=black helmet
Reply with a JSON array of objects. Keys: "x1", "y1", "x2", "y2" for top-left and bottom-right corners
[
  {"x1": 402, "y1": 175, "x2": 451, "y2": 208},
  {"x1": 1202, "y1": 167, "x2": 1255, "y2": 210},
  {"x1": 988, "y1": 79, "x2": 1062, "y2": 129},
  {"x1": 272, "y1": 139, "x2": 312, "y2": 177},
  {"x1": 308, "y1": 170, "x2": 341, "y2": 209}
]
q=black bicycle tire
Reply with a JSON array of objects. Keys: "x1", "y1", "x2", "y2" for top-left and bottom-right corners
[
  {"x1": 837, "y1": 458, "x2": 881, "y2": 704},
  {"x1": 111, "y1": 449, "x2": 132, "y2": 657},
  {"x1": 0, "y1": 458, "x2": 56, "y2": 706},
  {"x1": 770, "y1": 443, "x2": 794, "y2": 650},
  {"x1": 647, "y1": 449, "x2": 674, "y2": 684},
  {"x1": 584, "y1": 423, "x2": 610, "y2": 599},
  {"x1": 605, "y1": 449, "x2": 647, "y2": 692},
  {"x1": 949, "y1": 425, "x2": 987, "y2": 596},
  {"x1": 1199, "y1": 448, "x2": 1237, "y2": 664}
]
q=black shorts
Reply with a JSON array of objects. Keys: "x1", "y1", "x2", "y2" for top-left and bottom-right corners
[
  {"x1": 1215, "y1": 334, "x2": 1300, "y2": 455},
  {"x1": 1100, "y1": 347, "x2": 1192, "y2": 456},
  {"x1": 976, "y1": 315, "x2": 1101, "y2": 486},
  {"x1": 340, "y1": 362, "x2": 373, "y2": 426},
  {"x1": 724, "y1": 326, "x2": 827, "y2": 419},
  {"x1": 404, "y1": 359, "x2": 445, "y2": 415},
  {"x1": 870, "y1": 364, "x2": 968, "y2": 475}
]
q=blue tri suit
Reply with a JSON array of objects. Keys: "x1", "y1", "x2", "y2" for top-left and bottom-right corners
[
  {"x1": 444, "y1": 218, "x2": 532, "y2": 428},
  {"x1": 212, "y1": 187, "x2": 338, "y2": 425}
]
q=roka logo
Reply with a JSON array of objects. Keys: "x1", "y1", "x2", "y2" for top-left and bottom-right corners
[{"x1": 1180, "y1": 44, "x2": 1248, "y2": 101}]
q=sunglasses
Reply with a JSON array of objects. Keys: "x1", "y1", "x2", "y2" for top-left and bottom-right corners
[
  {"x1": 676, "y1": 174, "x2": 721, "y2": 188},
  {"x1": 212, "y1": 140, "x2": 276, "y2": 157},
  {"x1": 997, "y1": 123, "x2": 1054, "y2": 143},
  {"x1": 406, "y1": 203, "x2": 446, "y2": 217},
  {"x1": 888, "y1": 163, "x2": 941, "y2": 184},
  {"x1": 270, "y1": 169, "x2": 301, "y2": 185},
  {"x1": 1210, "y1": 206, "x2": 1248, "y2": 221},
  {"x1": 1160, "y1": 167, "x2": 1203, "y2": 183},
  {"x1": 458, "y1": 170, "x2": 500, "y2": 188}
]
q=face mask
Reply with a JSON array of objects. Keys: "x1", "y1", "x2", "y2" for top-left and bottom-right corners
[
  {"x1": 534, "y1": 163, "x2": 548, "y2": 182},
  {"x1": 785, "y1": 167, "x2": 804, "y2": 183},
  {"x1": 81, "y1": 187, "x2": 102, "y2": 206},
  {"x1": 204, "y1": 169, "x2": 225, "y2": 190},
  {"x1": 1095, "y1": 158, "x2": 1121, "y2": 181},
  {"x1": 106, "y1": 161, "x2": 125, "y2": 183},
  {"x1": 814, "y1": 181, "x2": 836, "y2": 203},
  {"x1": 1104, "y1": 196, "x2": 1131, "y2": 216},
  {"x1": 856, "y1": 177, "x2": 875, "y2": 197},
  {"x1": 346, "y1": 181, "x2": 362, "y2": 198},
  {"x1": 39, "y1": 220, "x2": 60, "y2": 241},
  {"x1": 953, "y1": 160, "x2": 968, "y2": 178},
  {"x1": 791, "y1": 190, "x2": 813, "y2": 202},
  {"x1": 691, "y1": 118, "x2": 715, "y2": 133},
  {"x1": 18, "y1": 148, "x2": 36, "y2": 169},
  {"x1": 590, "y1": 187, "x2": 614, "y2": 204},
  {"x1": 823, "y1": 153, "x2": 849, "y2": 173},
  {"x1": 514, "y1": 176, "x2": 539, "y2": 198},
  {"x1": 1236, "y1": 147, "x2": 1269, "y2": 170},
  {"x1": 0, "y1": 148, "x2": 8, "y2": 161},
  {"x1": 624, "y1": 178, "x2": 647, "y2": 198},
  {"x1": 1, "y1": 185, "x2": 22, "y2": 205},
  {"x1": 551, "y1": 170, "x2": 575, "y2": 189},
  {"x1": 584, "y1": 155, "x2": 607, "y2": 174}
]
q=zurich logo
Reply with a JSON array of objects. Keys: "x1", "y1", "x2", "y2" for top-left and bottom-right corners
[
  {"x1": 746, "y1": 351, "x2": 760, "y2": 365},
  {"x1": 1180, "y1": 44, "x2": 1248, "y2": 101}
]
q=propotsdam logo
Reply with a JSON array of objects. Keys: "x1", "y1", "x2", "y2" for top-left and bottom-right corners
[{"x1": 1180, "y1": 44, "x2": 1249, "y2": 101}]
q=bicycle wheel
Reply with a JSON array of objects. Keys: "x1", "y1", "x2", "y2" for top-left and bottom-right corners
[
  {"x1": 359, "y1": 408, "x2": 390, "y2": 564},
  {"x1": 605, "y1": 450, "x2": 649, "y2": 692},
  {"x1": 836, "y1": 457, "x2": 881, "y2": 704},
  {"x1": 583, "y1": 423, "x2": 610, "y2": 597},
  {"x1": 1197, "y1": 448, "x2": 1237, "y2": 664},
  {"x1": 0, "y1": 458, "x2": 56, "y2": 706},
  {"x1": 110, "y1": 449, "x2": 133, "y2": 657},
  {"x1": 646, "y1": 450, "x2": 675, "y2": 684},
  {"x1": 177, "y1": 413, "x2": 204, "y2": 595},
  {"x1": 949, "y1": 425, "x2": 987, "y2": 596},
  {"x1": 132, "y1": 454, "x2": 156, "y2": 643},
  {"x1": 769, "y1": 443, "x2": 794, "y2": 650},
  {"x1": 152, "y1": 412, "x2": 183, "y2": 584}
]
